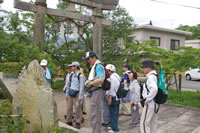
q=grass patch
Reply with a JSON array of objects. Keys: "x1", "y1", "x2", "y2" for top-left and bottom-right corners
[
  {"x1": 52, "y1": 80, "x2": 65, "y2": 90},
  {"x1": 167, "y1": 89, "x2": 200, "y2": 108}
]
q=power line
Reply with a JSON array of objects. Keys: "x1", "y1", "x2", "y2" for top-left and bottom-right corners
[{"x1": 151, "y1": 0, "x2": 200, "y2": 9}]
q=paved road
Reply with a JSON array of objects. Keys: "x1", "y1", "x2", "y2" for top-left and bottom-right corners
[
  {"x1": 79, "y1": 104, "x2": 200, "y2": 133},
  {"x1": 170, "y1": 78, "x2": 200, "y2": 91},
  {"x1": 54, "y1": 91, "x2": 200, "y2": 133}
]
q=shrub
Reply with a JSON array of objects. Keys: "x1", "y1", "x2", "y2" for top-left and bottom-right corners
[
  {"x1": 0, "y1": 62, "x2": 24, "y2": 77},
  {"x1": 52, "y1": 80, "x2": 65, "y2": 90},
  {"x1": 0, "y1": 100, "x2": 25, "y2": 132}
]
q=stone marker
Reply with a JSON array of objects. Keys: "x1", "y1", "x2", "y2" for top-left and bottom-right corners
[
  {"x1": 0, "y1": 72, "x2": 3, "y2": 79},
  {"x1": 13, "y1": 60, "x2": 58, "y2": 133}
]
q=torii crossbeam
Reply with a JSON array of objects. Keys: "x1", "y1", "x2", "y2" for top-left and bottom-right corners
[{"x1": 14, "y1": 0, "x2": 119, "y2": 59}]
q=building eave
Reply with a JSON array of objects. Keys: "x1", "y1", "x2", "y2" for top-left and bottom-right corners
[{"x1": 135, "y1": 25, "x2": 192, "y2": 36}]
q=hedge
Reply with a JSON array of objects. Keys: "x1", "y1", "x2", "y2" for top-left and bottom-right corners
[{"x1": 0, "y1": 62, "x2": 24, "y2": 77}]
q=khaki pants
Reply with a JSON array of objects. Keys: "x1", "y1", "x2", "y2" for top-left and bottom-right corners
[
  {"x1": 82, "y1": 98, "x2": 86, "y2": 113},
  {"x1": 89, "y1": 89, "x2": 103, "y2": 133},
  {"x1": 119, "y1": 101, "x2": 131, "y2": 115},
  {"x1": 140, "y1": 104, "x2": 158, "y2": 133},
  {"x1": 66, "y1": 96, "x2": 82, "y2": 124}
]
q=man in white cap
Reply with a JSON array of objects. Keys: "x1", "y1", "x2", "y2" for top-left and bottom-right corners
[
  {"x1": 85, "y1": 51, "x2": 105, "y2": 133},
  {"x1": 65, "y1": 62, "x2": 85, "y2": 129},
  {"x1": 106, "y1": 64, "x2": 120, "y2": 133},
  {"x1": 40, "y1": 59, "x2": 52, "y2": 85}
]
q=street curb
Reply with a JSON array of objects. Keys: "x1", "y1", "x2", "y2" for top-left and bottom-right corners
[{"x1": 170, "y1": 88, "x2": 199, "y2": 92}]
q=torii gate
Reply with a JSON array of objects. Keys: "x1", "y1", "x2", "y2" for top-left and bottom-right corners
[{"x1": 14, "y1": 0, "x2": 119, "y2": 59}]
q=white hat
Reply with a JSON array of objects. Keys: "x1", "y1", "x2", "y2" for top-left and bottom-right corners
[
  {"x1": 40, "y1": 59, "x2": 48, "y2": 66},
  {"x1": 71, "y1": 62, "x2": 80, "y2": 67},
  {"x1": 80, "y1": 67, "x2": 84, "y2": 72},
  {"x1": 105, "y1": 64, "x2": 116, "y2": 72}
]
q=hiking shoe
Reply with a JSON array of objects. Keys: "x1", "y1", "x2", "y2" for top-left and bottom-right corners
[
  {"x1": 83, "y1": 111, "x2": 87, "y2": 115},
  {"x1": 75, "y1": 123, "x2": 81, "y2": 129},
  {"x1": 66, "y1": 122, "x2": 72, "y2": 126},
  {"x1": 81, "y1": 118, "x2": 84, "y2": 123},
  {"x1": 102, "y1": 122, "x2": 111, "y2": 127}
]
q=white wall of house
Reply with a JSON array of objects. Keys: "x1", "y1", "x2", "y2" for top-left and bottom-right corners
[
  {"x1": 185, "y1": 40, "x2": 200, "y2": 48},
  {"x1": 130, "y1": 25, "x2": 192, "y2": 50}
]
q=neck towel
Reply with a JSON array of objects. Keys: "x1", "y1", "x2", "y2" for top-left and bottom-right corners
[{"x1": 88, "y1": 60, "x2": 101, "y2": 81}]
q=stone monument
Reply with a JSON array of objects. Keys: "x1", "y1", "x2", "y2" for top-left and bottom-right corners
[{"x1": 12, "y1": 60, "x2": 58, "y2": 133}]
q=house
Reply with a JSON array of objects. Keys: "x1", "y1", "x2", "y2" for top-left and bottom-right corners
[
  {"x1": 185, "y1": 40, "x2": 200, "y2": 49},
  {"x1": 129, "y1": 25, "x2": 192, "y2": 50}
]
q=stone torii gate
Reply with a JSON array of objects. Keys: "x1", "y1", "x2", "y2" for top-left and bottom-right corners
[{"x1": 14, "y1": 0, "x2": 119, "y2": 59}]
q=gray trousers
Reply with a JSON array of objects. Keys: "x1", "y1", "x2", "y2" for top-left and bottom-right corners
[
  {"x1": 89, "y1": 89, "x2": 103, "y2": 133},
  {"x1": 103, "y1": 95, "x2": 110, "y2": 124},
  {"x1": 67, "y1": 96, "x2": 82, "y2": 124},
  {"x1": 131, "y1": 105, "x2": 140, "y2": 124}
]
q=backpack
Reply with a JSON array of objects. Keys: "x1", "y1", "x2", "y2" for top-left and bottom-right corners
[
  {"x1": 151, "y1": 73, "x2": 168, "y2": 104},
  {"x1": 141, "y1": 73, "x2": 168, "y2": 104},
  {"x1": 94, "y1": 64, "x2": 111, "y2": 91},
  {"x1": 69, "y1": 72, "x2": 81, "y2": 88},
  {"x1": 139, "y1": 82, "x2": 144, "y2": 100},
  {"x1": 114, "y1": 75, "x2": 128, "y2": 99},
  {"x1": 116, "y1": 82, "x2": 128, "y2": 98}
]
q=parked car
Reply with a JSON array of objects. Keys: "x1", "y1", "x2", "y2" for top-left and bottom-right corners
[{"x1": 185, "y1": 68, "x2": 200, "y2": 80}]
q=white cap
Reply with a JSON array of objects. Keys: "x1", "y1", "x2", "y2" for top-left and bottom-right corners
[
  {"x1": 105, "y1": 64, "x2": 116, "y2": 72},
  {"x1": 40, "y1": 59, "x2": 48, "y2": 66},
  {"x1": 71, "y1": 62, "x2": 80, "y2": 67}
]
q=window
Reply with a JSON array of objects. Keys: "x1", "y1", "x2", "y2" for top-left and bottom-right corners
[
  {"x1": 170, "y1": 40, "x2": 180, "y2": 50},
  {"x1": 150, "y1": 37, "x2": 160, "y2": 46}
]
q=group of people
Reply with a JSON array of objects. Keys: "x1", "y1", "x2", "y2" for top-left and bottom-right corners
[
  {"x1": 40, "y1": 51, "x2": 159, "y2": 133},
  {"x1": 102, "y1": 60, "x2": 159, "y2": 133}
]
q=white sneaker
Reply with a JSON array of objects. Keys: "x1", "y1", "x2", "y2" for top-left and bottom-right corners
[
  {"x1": 107, "y1": 127, "x2": 112, "y2": 130},
  {"x1": 108, "y1": 129, "x2": 114, "y2": 133}
]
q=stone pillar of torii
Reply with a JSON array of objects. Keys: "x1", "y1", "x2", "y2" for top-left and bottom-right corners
[{"x1": 14, "y1": 0, "x2": 119, "y2": 59}]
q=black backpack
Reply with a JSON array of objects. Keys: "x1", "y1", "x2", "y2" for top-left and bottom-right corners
[
  {"x1": 140, "y1": 73, "x2": 168, "y2": 110},
  {"x1": 116, "y1": 82, "x2": 128, "y2": 98},
  {"x1": 151, "y1": 74, "x2": 168, "y2": 104},
  {"x1": 139, "y1": 82, "x2": 144, "y2": 100},
  {"x1": 113, "y1": 75, "x2": 128, "y2": 99}
]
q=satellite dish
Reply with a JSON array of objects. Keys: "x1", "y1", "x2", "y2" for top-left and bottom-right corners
[{"x1": 88, "y1": 0, "x2": 119, "y2": 5}]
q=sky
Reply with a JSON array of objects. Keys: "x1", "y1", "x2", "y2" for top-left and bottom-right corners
[{"x1": 1, "y1": 0, "x2": 200, "y2": 29}]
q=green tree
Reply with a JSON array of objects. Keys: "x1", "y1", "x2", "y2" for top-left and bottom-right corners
[{"x1": 177, "y1": 24, "x2": 200, "y2": 40}]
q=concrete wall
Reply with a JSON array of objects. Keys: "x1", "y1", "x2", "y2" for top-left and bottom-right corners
[
  {"x1": 185, "y1": 40, "x2": 200, "y2": 49},
  {"x1": 133, "y1": 29, "x2": 186, "y2": 50}
]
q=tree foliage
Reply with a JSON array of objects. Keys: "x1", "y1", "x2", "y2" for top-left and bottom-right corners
[
  {"x1": 177, "y1": 24, "x2": 200, "y2": 40},
  {"x1": 0, "y1": 1, "x2": 199, "y2": 81}
]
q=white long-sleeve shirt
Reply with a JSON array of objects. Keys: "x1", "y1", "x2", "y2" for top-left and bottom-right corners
[
  {"x1": 142, "y1": 70, "x2": 158, "y2": 108},
  {"x1": 108, "y1": 72, "x2": 120, "y2": 100},
  {"x1": 129, "y1": 80, "x2": 140, "y2": 105}
]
